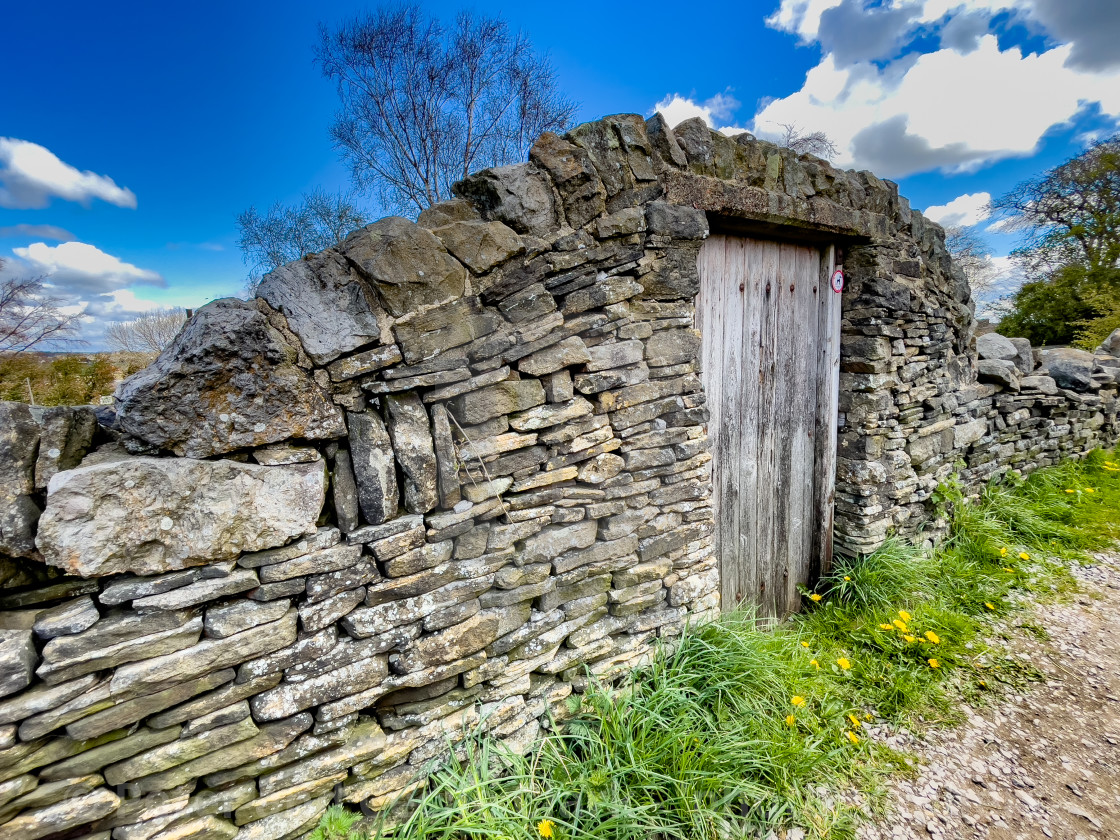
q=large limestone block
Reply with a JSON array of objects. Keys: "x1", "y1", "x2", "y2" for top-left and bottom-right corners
[
  {"x1": 1040, "y1": 347, "x2": 1096, "y2": 391},
  {"x1": 342, "y1": 217, "x2": 467, "y2": 317},
  {"x1": 32, "y1": 405, "x2": 98, "y2": 491},
  {"x1": 1095, "y1": 327, "x2": 1120, "y2": 357},
  {"x1": 976, "y1": 358, "x2": 1020, "y2": 391},
  {"x1": 453, "y1": 163, "x2": 558, "y2": 236},
  {"x1": 36, "y1": 457, "x2": 326, "y2": 578},
  {"x1": 449, "y1": 380, "x2": 545, "y2": 426},
  {"x1": 1008, "y1": 337, "x2": 1034, "y2": 373},
  {"x1": 645, "y1": 202, "x2": 708, "y2": 239},
  {"x1": 975, "y1": 332, "x2": 1018, "y2": 362},
  {"x1": 115, "y1": 299, "x2": 346, "y2": 458},
  {"x1": 430, "y1": 220, "x2": 523, "y2": 274},
  {"x1": 0, "y1": 787, "x2": 120, "y2": 840},
  {"x1": 645, "y1": 328, "x2": 701, "y2": 367},
  {"x1": 256, "y1": 249, "x2": 386, "y2": 365},
  {"x1": 0, "y1": 402, "x2": 40, "y2": 558},
  {"x1": 529, "y1": 131, "x2": 607, "y2": 228}
]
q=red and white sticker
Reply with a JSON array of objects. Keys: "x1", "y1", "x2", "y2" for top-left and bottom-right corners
[{"x1": 830, "y1": 267, "x2": 845, "y2": 293}]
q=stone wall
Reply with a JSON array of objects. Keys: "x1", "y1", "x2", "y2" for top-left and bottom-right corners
[{"x1": 1, "y1": 112, "x2": 1118, "y2": 840}]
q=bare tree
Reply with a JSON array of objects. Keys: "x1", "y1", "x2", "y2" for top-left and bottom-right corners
[
  {"x1": 316, "y1": 5, "x2": 578, "y2": 215},
  {"x1": 104, "y1": 308, "x2": 187, "y2": 354},
  {"x1": 777, "y1": 123, "x2": 839, "y2": 160},
  {"x1": 237, "y1": 188, "x2": 368, "y2": 292},
  {"x1": 0, "y1": 260, "x2": 83, "y2": 352},
  {"x1": 945, "y1": 225, "x2": 1002, "y2": 295}
]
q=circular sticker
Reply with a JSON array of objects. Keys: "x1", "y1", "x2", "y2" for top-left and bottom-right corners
[{"x1": 830, "y1": 267, "x2": 845, "y2": 293}]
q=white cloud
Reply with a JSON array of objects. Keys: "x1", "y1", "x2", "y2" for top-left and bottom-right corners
[
  {"x1": 924, "y1": 191, "x2": 991, "y2": 227},
  {"x1": 653, "y1": 94, "x2": 751, "y2": 136},
  {"x1": 766, "y1": 0, "x2": 844, "y2": 41},
  {"x1": 0, "y1": 138, "x2": 137, "y2": 210},
  {"x1": 751, "y1": 35, "x2": 1120, "y2": 177},
  {"x1": 11, "y1": 241, "x2": 163, "y2": 301},
  {"x1": 756, "y1": 2, "x2": 1120, "y2": 177},
  {"x1": 2, "y1": 241, "x2": 172, "y2": 349}
]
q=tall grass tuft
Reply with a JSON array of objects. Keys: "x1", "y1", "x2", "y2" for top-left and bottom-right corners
[{"x1": 320, "y1": 449, "x2": 1120, "y2": 840}]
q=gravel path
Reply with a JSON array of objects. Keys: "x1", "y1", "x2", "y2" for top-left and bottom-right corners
[{"x1": 857, "y1": 555, "x2": 1120, "y2": 840}]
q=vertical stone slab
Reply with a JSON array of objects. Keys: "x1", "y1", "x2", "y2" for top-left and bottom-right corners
[
  {"x1": 0, "y1": 630, "x2": 37, "y2": 699},
  {"x1": 0, "y1": 402, "x2": 40, "y2": 558},
  {"x1": 332, "y1": 450, "x2": 361, "y2": 534},
  {"x1": 430, "y1": 404, "x2": 461, "y2": 509},
  {"x1": 348, "y1": 411, "x2": 399, "y2": 525},
  {"x1": 384, "y1": 394, "x2": 438, "y2": 515}
]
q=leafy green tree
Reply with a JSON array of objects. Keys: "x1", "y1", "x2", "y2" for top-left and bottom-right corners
[
  {"x1": 993, "y1": 136, "x2": 1120, "y2": 346},
  {"x1": 995, "y1": 265, "x2": 1099, "y2": 346}
]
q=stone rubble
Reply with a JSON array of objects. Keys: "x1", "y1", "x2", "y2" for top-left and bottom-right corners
[{"x1": 855, "y1": 555, "x2": 1120, "y2": 840}]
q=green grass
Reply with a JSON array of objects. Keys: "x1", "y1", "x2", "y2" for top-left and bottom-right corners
[{"x1": 320, "y1": 449, "x2": 1120, "y2": 840}]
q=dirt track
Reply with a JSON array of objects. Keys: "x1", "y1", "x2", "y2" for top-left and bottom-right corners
[{"x1": 857, "y1": 556, "x2": 1120, "y2": 840}]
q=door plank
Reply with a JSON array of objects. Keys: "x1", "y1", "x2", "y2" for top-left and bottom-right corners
[
  {"x1": 696, "y1": 234, "x2": 839, "y2": 617},
  {"x1": 812, "y1": 246, "x2": 841, "y2": 580},
  {"x1": 739, "y1": 236, "x2": 764, "y2": 611}
]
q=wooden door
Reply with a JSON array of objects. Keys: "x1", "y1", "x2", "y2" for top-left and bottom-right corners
[{"x1": 695, "y1": 234, "x2": 841, "y2": 617}]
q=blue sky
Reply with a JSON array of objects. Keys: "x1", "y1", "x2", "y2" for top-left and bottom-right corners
[{"x1": 2, "y1": 0, "x2": 1119, "y2": 346}]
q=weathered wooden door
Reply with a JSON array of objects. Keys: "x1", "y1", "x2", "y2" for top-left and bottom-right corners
[{"x1": 695, "y1": 234, "x2": 841, "y2": 617}]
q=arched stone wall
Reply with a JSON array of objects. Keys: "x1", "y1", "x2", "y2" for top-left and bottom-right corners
[{"x1": 0, "y1": 113, "x2": 1118, "y2": 839}]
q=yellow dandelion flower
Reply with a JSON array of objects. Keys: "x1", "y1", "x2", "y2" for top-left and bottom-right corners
[
  {"x1": 864, "y1": 712, "x2": 872, "y2": 720},
  {"x1": 1065, "y1": 489, "x2": 1075, "y2": 494},
  {"x1": 999, "y1": 547, "x2": 1008, "y2": 556},
  {"x1": 848, "y1": 713, "x2": 861, "y2": 728},
  {"x1": 809, "y1": 593, "x2": 822, "y2": 602},
  {"x1": 928, "y1": 658, "x2": 940, "y2": 669},
  {"x1": 985, "y1": 602, "x2": 996, "y2": 610},
  {"x1": 892, "y1": 619, "x2": 908, "y2": 632},
  {"x1": 1003, "y1": 566, "x2": 1014, "y2": 572},
  {"x1": 785, "y1": 714, "x2": 796, "y2": 727},
  {"x1": 844, "y1": 575, "x2": 851, "y2": 581},
  {"x1": 898, "y1": 610, "x2": 912, "y2": 622},
  {"x1": 1019, "y1": 552, "x2": 1030, "y2": 560},
  {"x1": 879, "y1": 623, "x2": 894, "y2": 630},
  {"x1": 538, "y1": 820, "x2": 555, "y2": 839},
  {"x1": 810, "y1": 659, "x2": 820, "y2": 670},
  {"x1": 1086, "y1": 487, "x2": 1095, "y2": 493},
  {"x1": 846, "y1": 730, "x2": 860, "y2": 744},
  {"x1": 837, "y1": 657, "x2": 852, "y2": 670},
  {"x1": 903, "y1": 634, "x2": 916, "y2": 643},
  {"x1": 800, "y1": 641, "x2": 810, "y2": 648},
  {"x1": 792, "y1": 695, "x2": 806, "y2": 707},
  {"x1": 924, "y1": 630, "x2": 941, "y2": 644}
]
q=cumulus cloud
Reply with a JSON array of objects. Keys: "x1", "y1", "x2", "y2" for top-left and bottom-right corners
[
  {"x1": 12, "y1": 241, "x2": 164, "y2": 302},
  {"x1": 816, "y1": 0, "x2": 923, "y2": 65},
  {"x1": 2, "y1": 241, "x2": 170, "y2": 348},
  {"x1": 752, "y1": 33, "x2": 1120, "y2": 177},
  {"x1": 653, "y1": 93, "x2": 751, "y2": 136},
  {"x1": 758, "y1": 1, "x2": 1120, "y2": 177},
  {"x1": 1027, "y1": 0, "x2": 1120, "y2": 71},
  {"x1": 0, "y1": 223, "x2": 75, "y2": 241},
  {"x1": 0, "y1": 138, "x2": 137, "y2": 210},
  {"x1": 923, "y1": 192, "x2": 992, "y2": 227}
]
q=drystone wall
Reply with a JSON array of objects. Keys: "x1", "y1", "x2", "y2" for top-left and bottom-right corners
[{"x1": 1, "y1": 112, "x2": 1119, "y2": 840}]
